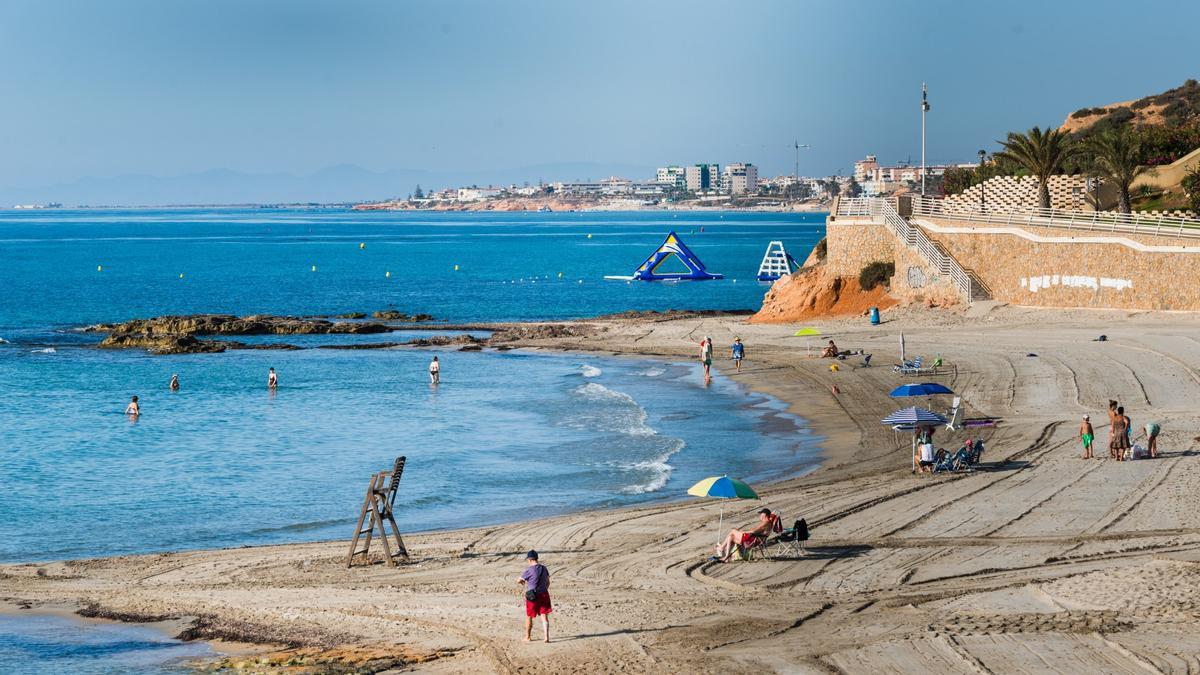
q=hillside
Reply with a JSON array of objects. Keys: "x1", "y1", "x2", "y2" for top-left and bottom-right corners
[{"x1": 1060, "y1": 79, "x2": 1200, "y2": 141}]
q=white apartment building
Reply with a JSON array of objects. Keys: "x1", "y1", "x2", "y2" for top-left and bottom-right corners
[
  {"x1": 684, "y1": 164, "x2": 720, "y2": 193},
  {"x1": 656, "y1": 166, "x2": 687, "y2": 189},
  {"x1": 721, "y1": 163, "x2": 758, "y2": 195},
  {"x1": 552, "y1": 176, "x2": 668, "y2": 196},
  {"x1": 456, "y1": 187, "x2": 503, "y2": 201}
]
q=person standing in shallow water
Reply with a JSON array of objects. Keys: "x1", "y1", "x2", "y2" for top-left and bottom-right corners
[
  {"x1": 125, "y1": 395, "x2": 140, "y2": 417},
  {"x1": 169, "y1": 374, "x2": 180, "y2": 391},
  {"x1": 429, "y1": 356, "x2": 440, "y2": 384},
  {"x1": 699, "y1": 336, "x2": 714, "y2": 382},
  {"x1": 267, "y1": 367, "x2": 278, "y2": 390},
  {"x1": 517, "y1": 550, "x2": 551, "y2": 643}
]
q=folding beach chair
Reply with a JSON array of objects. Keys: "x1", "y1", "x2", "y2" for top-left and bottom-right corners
[
  {"x1": 744, "y1": 514, "x2": 783, "y2": 561},
  {"x1": 775, "y1": 518, "x2": 809, "y2": 558},
  {"x1": 893, "y1": 356, "x2": 923, "y2": 375}
]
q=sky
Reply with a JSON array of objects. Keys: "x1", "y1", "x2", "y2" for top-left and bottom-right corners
[{"x1": 1, "y1": 0, "x2": 1198, "y2": 201}]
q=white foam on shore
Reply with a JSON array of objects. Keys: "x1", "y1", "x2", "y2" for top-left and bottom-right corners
[
  {"x1": 638, "y1": 366, "x2": 665, "y2": 377},
  {"x1": 579, "y1": 364, "x2": 602, "y2": 378}
]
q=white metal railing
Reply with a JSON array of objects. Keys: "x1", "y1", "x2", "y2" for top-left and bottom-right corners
[
  {"x1": 910, "y1": 195, "x2": 1200, "y2": 241},
  {"x1": 836, "y1": 197, "x2": 978, "y2": 300}
]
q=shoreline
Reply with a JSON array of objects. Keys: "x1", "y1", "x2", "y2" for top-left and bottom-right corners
[{"x1": 10, "y1": 305, "x2": 1200, "y2": 671}]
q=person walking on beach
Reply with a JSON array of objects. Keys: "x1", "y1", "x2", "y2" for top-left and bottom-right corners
[
  {"x1": 731, "y1": 337, "x2": 745, "y2": 373},
  {"x1": 429, "y1": 356, "x2": 440, "y2": 384},
  {"x1": 125, "y1": 395, "x2": 140, "y2": 417},
  {"x1": 268, "y1": 367, "x2": 278, "y2": 390},
  {"x1": 699, "y1": 336, "x2": 714, "y2": 382},
  {"x1": 1145, "y1": 420, "x2": 1161, "y2": 458},
  {"x1": 517, "y1": 550, "x2": 551, "y2": 643},
  {"x1": 1080, "y1": 415, "x2": 1094, "y2": 459},
  {"x1": 1107, "y1": 400, "x2": 1120, "y2": 459},
  {"x1": 169, "y1": 374, "x2": 180, "y2": 391}
]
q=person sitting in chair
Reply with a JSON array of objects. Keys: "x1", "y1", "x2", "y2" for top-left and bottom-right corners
[
  {"x1": 820, "y1": 340, "x2": 839, "y2": 358},
  {"x1": 712, "y1": 508, "x2": 776, "y2": 562}
]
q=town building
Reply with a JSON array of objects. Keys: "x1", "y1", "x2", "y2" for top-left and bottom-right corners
[
  {"x1": 721, "y1": 163, "x2": 758, "y2": 195},
  {"x1": 853, "y1": 154, "x2": 974, "y2": 196},
  {"x1": 552, "y1": 176, "x2": 668, "y2": 196},
  {"x1": 456, "y1": 187, "x2": 503, "y2": 201},
  {"x1": 685, "y1": 164, "x2": 721, "y2": 193},
  {"x1": 655, "y1": 166, "x2": 687, "y2": 189}
]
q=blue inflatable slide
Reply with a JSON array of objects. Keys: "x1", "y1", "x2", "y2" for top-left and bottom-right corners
[{"x1": 606, "y1": 231, "x2": 723, "y2": 281}]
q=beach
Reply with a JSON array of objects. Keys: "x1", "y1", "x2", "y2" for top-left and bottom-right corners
[{"x1": 7, "y1": 304, "x2": 1200, "y2": 672}]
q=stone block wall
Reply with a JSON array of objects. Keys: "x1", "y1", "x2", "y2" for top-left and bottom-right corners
[
  {"x1": 923, "y1": 220, "x2": 1200, "y2": 310},
  {"x1": 825, "y1": 220, "x2": 895, "y2": 276}
]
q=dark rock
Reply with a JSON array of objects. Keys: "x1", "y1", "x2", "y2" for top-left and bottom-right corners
[
  {"x1": 318, "y1": 342, "x2": 404, "y2": 350},
  {"x1": 372, "y1": 310, "x2": 409, "y2": 320},
  {"x1": 333, "y1": 312, "x2": 367, "y2": 319}
]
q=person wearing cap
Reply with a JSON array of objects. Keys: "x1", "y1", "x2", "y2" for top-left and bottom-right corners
[
  {"x1": 517, "y1": 550, "x2": 551, "y2": 642},
  {"x1": 1080, "y1": 414, "x2": 1094, "y2": 459},
  {"x1": 730, "y1": 337, "x2": 745, "y2": 373}
]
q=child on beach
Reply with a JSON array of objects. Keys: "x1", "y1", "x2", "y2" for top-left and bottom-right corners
[
  {"x1": 125, "y1": 395, "x2": 140, "y2": 417},
  {"x1": 517, "y1": 550, "x2": 551, "y2": 643},
  {"x1": 1080, "y1": 415, "x2": 1094, "y2": 459},
  {"x1": 429, "y1": 356, "x2": 440, "y2": 384},
  {"x1": 731, "y1": 338, "x2": 745, "y2": 373}
]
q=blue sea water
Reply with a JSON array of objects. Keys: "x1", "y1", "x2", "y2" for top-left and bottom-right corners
[
  {"x1": 0, "y1": 614, "x2": 210, "y2": 674},
  {"x1": 0, "y1": 208, "x2": 824, "y2": 671}
]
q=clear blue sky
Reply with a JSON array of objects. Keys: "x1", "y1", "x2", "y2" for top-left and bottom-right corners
[{"x1": 2, "y1": 0, "x2": 1198, "y2": 189}]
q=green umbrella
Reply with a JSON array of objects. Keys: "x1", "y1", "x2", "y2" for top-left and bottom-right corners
[{"x1": 793, "y1": 327, "x2": 821, "y2": 337}]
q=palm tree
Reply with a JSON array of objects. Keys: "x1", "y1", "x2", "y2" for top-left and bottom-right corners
[
  {"x1": 994, "y1": 126, "x2": 1078, "y2": 209},
  {"x1": 1086, "y1": 128, "x2": 1148, "y2": 213}
]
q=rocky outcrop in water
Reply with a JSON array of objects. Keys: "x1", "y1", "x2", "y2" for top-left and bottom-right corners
[{"x1": 87, "y1": 314, "x2": 391, "y2": 337}]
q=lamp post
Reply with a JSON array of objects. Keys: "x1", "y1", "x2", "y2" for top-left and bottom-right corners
[
  {"x1": 921, "y1": 83, "x2": 930, "y2": 196},
  {"x1": 977, "y1": 149, "x2": 986, "y2": 212}
]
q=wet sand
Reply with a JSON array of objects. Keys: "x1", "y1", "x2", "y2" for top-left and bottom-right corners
[{"x1": 7, "y1": 304, "x2": 1200, "y2": 673}]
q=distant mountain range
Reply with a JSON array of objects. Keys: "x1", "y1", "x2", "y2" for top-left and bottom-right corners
[{"x1": 0, "y1": 162, "x2": 654, "y2": 207}]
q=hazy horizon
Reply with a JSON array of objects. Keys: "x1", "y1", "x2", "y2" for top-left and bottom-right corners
[{"x1": 2, "y1": 0, "x2": 1198, "y2": 204}]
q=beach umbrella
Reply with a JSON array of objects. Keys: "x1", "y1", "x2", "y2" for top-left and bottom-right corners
[
  {"x1": 900, "y1": 332, "x2": 906, "y2": 363},
  {"x1": 793, "y1": 326, "x2": 822, "y2": 354},
  {"x1": 889, "y1": 383, "x2": 953, "y2": 397},
  {"x1": 687, "y1": 476, "x2": 759, "y2": 544},
  {"x1": 882, "y1": 407, "x2": 949, "y2": 471}
]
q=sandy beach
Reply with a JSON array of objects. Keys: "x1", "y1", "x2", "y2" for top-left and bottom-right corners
[{"x1": 7, "y1": 304, "x2": 1200, "y2": 673}]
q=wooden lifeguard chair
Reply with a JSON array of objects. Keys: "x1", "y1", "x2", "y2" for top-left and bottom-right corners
[{"x1": 346, "y1": 456, "x2": 410, "y2": 567}]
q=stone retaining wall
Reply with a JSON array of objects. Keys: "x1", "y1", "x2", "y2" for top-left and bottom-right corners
[
  {"x1": 824, "y1": 217, "x2": 958, "y2": 305},
  {"x1": 923, "y1": 218, "x2": 1200, "y2": 310}
]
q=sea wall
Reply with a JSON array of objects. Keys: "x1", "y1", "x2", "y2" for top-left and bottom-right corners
[
  {"x1": 824, "y1": 218, "x2": 960, "y2": 306},
  {"x1": 920, "y1": 217, "x2": 1200, "y2": 310}
]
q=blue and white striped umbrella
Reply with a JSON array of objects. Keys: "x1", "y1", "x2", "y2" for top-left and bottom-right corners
[{"x1": 881, "y1": 406, "x2": 948, "y2": 426}]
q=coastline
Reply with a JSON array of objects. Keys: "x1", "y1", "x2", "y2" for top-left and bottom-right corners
[{"x1": 10, "y1": 306, "x2": 1200, "y2": 672}]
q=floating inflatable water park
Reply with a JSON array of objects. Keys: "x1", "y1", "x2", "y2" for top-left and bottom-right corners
[
  {"x1": 605, "y1": 231, "x2": 723, "y2": 281},
  {"x1": 756, "y1": 240, "x2": 800, "y2": 281}
]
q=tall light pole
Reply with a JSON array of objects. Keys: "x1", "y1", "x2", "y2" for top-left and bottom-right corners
[
  {"x1": 978, "y1": 149, "x2": 987, "y2": 211},
  {"x1": 921, "y1": 83, "x2": 930, "y2": 196}
]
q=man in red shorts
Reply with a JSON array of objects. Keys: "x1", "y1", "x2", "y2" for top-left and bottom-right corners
[{"x1": 517, "y1": 550, "x2": 551, "y2": 642}]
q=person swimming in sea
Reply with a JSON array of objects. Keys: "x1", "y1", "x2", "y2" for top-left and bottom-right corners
[
  {"x1": 169, "y1": 374, "x2": 180, "y2": 391},
  {"x1": 125, "y1": 395, "x2": 140, "y2": 417}
]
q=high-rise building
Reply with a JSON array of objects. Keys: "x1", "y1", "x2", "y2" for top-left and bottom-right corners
[
  {"x1": 685, "y1": 164, "x2": 720, "y2": 193},
  {"x1": 721, "y1": 163, "x2": 758, "y2": 195}
]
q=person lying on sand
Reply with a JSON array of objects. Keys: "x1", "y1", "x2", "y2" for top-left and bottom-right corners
[
  {"x1": 821, "y1": 340, "x2": 839, "y2": 358},
  {"x1": 712, "y1": 508, "x2": 775, "y2": 562}
]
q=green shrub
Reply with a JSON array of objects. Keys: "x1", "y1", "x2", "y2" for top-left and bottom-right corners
[
  {"x1": 858, "y1": 261, "x2": 895, "y2": 290},
  {"x1": 813, "y1": 237, "x2": 827, "y2": 261},
  {"x1": 1183, "y1": 167, "x2": 1200, "y2": 212}
]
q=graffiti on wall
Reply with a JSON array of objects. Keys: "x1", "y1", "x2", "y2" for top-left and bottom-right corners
[{"x1": 1020, "y1": 275, "x2": 1133, "y2": 293}]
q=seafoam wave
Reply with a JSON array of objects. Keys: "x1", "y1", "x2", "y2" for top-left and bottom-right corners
[
  {"x1": 573, "y1": 382, "x2": 656, "y2": 436},
  {"x1": 30, "y1": 347, "x2": 56, "y2": 354},
  {"x1": 579, "y1": 364, "x2": 602, "y2": 378},
  {"x1": 619, "y1": 439, "x2": 686, "y2": 495},
  {"x1": 638, "y1": 366, "x2": 665, "y2": 377}
]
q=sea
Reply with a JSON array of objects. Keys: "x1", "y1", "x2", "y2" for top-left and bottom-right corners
[{"x1": 0, "y1": 207, "x2": 826, "y2": 672}]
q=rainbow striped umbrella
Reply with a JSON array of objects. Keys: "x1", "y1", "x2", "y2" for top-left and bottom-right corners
[{"x1": 688, "y1": 476, "x2": 759, "y2": 545}]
